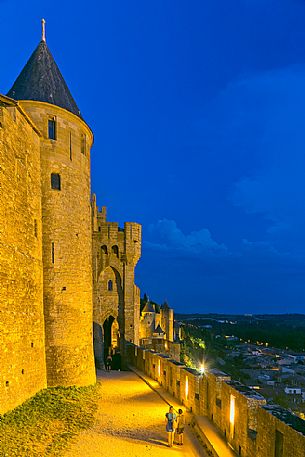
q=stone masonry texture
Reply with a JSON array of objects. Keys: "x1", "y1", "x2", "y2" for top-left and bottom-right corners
[
  {"x1": 0, "y1": 98, "x2": 46, "y2": 414},
  {"x1": 0, "y1": 94, "x2": 142, "y2": 415},
  {"x1": 92, "y1": 200, "x2": 142, "y2": 364},
  {"x1": 20, "y1": 100, "x2": 96, "y2": 387},
  {"x1": 127, "y1": 345, "x2": 305, "y2": 457}
]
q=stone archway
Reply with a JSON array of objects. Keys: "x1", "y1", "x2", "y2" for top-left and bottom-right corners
[
  {"x1": 111, "y1": 318, "x2": 120, "y2": 349},
  {"x1": 93, "y1": 322, "x2": 104, "y2": 369},
  {"x1": 103, "y1": 315, "x2": 114, "y2": 358},
  {"x1": 93, "y1": 266, "x2": 124, "y2": 369},
  {"x1": 102, "y1": 315, "x2": 121, "y2": 369}
]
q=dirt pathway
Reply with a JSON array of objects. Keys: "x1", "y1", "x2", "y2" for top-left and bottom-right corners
[{"x1": 63, "y1": 370, "x2": 206, "y2": 457}]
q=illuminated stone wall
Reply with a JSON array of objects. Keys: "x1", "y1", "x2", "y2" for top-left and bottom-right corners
[
  {"x1": 0, "y1": 94, "x2": 142, "y2": 414},
  {"x1": 160, "y1": 306, "x2": 174, "y2": 343},
  {"x1": 256, "y1": 407, "x2": 305, "y2": 457},
  {"x1": 20, "y1": 100, "x2": 96, "y2": 388},
  {"x1": 92, "y1": 200, "x2": 142, "y2": 355},
  {"x1": 127, "y1": 345, "x2": 305, "y2": 457},
  {"x1": 0, "y1": 97, "x2": 46, "y2": 414}
]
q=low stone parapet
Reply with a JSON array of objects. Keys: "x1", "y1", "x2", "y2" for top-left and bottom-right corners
[{"x1": 126, "y1": 342, "x2": 305, "y2": 457}]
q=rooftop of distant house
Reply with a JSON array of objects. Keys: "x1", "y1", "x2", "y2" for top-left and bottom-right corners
[{"x1": 264, "y1": 405, "x2": 305, "y2": 436}]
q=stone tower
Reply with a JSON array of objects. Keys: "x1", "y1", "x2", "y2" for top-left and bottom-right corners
[
  {"x1": 91, "y1": 197, "x2": 141, "y2": 366},
  {"x1": 160, "y1": 302, "x2": 174, "y2": 343},
  {"x1": 7, "y1": 24, "x2": 96, "y2": 387},
  {"x1": 140, "y1": 298, "x2": 157, "y2": 340}
]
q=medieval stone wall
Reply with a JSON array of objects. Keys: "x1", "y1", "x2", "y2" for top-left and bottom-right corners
[
  {"x1": 0, "y1": 98, "x2": 46, "y2": 414},
  {"x1": 20, "y1": 100, "x2": 96, "y2": 387},
  {"x1": 92, "y1": 201, "x2": 141, "y2": 352},
  {"x1": 127, "y1": 345, "x2": 305, "y2": 457},
  {"x1": 139, "y1": 311, "x2": 156, "y2": 339},
  {"x1": 0, "y1": 95, "x2": 141, "y2": 414}
]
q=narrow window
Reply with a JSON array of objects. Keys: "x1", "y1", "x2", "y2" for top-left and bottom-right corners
[
  {"x1": 101, "y1": 245, "x2": 108, "y2": 255},
  {"x1": 112, "y1": 245, "x2": 119, "y2": 257},
  {"x1": 81, "y1": 134, "x2": 86, "y2": 154},
  {"x1": 275, "y1": 430, "x2": 284, "y2": 457},
  {"x1": 51, "y1": 173, "x2": 61, "y2": 190},
  {"x1": 51, "y1": 242, "x2": 55, "y2": 264},
  {"x1": 34, "y1": 219, "x2": 38, "y2": 238},
  {"x1": 48, "y1": 118, "x2": 56, "y2": 140},
  {"x1": 108, "y1": 280, "x2": 113, "y2": 291},
  {"x1": 69, "y1": 132, "x2": 72, "y2": 160}
]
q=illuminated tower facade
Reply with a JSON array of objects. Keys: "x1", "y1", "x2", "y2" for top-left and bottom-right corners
[{"x1": 7, "y1": 22, "x2": 96, "y2": 386}]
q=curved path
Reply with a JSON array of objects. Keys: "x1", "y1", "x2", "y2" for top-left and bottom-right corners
[{"x1": 63, "y1": 370, "x2": 207, "y2": 457}]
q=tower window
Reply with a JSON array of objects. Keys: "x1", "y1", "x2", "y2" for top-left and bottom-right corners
[
  {"x1": 112, "y1": 245, "x2": 119, "y2": 257},
  {"x1": 51, "y1": 173, "x2": 61, "y2": 190},
  {"x1": 34, "y1": 219, "x2": 38, "y2": 238},
  {"x1": 51, "y1": 242, "x2": 55, "y2": 264},
  {"x1": 69, "y1": 132, "x2": 72, "y2": 160},
  {"x1": 101, "y1": 245, "x2": 108, "y2": 255},
  {"x1": 81, "y1": 134, "x2": 86, "y2": 154},
  {"x1": 48, "y1": 118, "x2": 56, "y2": 140},
  {"x1": 108, "y1": 280, "x2": 113, "y2": 291}
]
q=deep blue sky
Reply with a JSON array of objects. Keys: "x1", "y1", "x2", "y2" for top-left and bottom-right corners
[{"x1": 2, "y1": 0, "x2": 305, "y2": 313}]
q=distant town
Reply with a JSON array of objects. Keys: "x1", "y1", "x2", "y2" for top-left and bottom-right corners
[{"x1": 177, "y1": 313, "x2": 305, "y2": 420}]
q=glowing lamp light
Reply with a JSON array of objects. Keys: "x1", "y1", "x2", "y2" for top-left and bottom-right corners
[
  {"x1": 158, "y1": 359, "x2": 161, "y2": 377},
  {"x1": 199, "y1": 363, "x2": 205, "y2": 375},
  {"x1": 230, "y1": 394, "x2": 235, "y2": 426},
  {"x1": 185, "y1": 376, "x2": 189, "y2": 400}
]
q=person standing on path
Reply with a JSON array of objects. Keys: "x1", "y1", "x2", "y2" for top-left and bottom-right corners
[
  {"x1": 106, "y1": 353, "x2": 112, "y2": 371},
  {"x1": 175, "y1": 409, "x2": 185, "y2": 445},
  {"x1": 165, "y1": 405, "x2": 177, "y2": 447}
]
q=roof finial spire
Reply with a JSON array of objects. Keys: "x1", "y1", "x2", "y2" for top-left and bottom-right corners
[{"x1": 41, "y1": 18, "x2": 46, "y2": 42}]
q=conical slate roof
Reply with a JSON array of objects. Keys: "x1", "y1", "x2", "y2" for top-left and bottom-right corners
[
  {"x1": 142, "y1": 300, "x2": 155, "y2": 313},
  {"x1": 7, "y1": 40, "x2": 80, "y2": 116},
  {"x1": 154, "y1": 324, "x2": 165, "y2": 335}
]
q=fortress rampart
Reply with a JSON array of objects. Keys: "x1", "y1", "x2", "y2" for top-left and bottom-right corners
[
  {"x1": 127, "y1": 344, "x2": 305, "y2": 457},
  {"x1": 0, "y1": 97, "x2": 47, "y2": 414}
]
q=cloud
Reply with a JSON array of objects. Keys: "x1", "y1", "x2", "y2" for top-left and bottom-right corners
[
  {"x1": 139, "y1": 226, "x2": 305, "y2": 313},
  {"x1": 145, "y1": 219, "x2": 227, "y2": 257}
]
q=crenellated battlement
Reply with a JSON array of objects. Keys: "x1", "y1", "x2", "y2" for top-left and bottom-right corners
[
  {"x1": 92, "y1": 194, "x2": 142, "y2": 268},
  {"x1": 91, "y1": 195, "x2": 142, "y2": 357}
]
